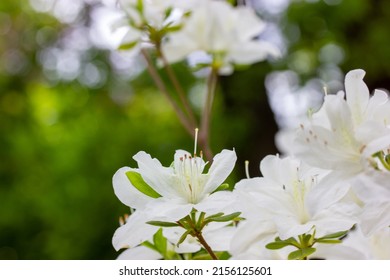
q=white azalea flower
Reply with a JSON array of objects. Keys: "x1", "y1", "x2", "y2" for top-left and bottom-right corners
[
  {"x1": 352, "y1": 168, "x2": 390, "y2": 236},
  {"x1": 119, "y1": 0, "x2": 192, "y2": 27},
  {"x1": 233, "y1": 155, "x2": 356, "y2": 242},
  {"x1": 112, "y1": 148, "x2": 237, "y2": 250},
  {"x1": 117, "y1": 245, "x2": 162, "y2": 260},
  {"x1": 116, "y1": 0, "x2": 193, "y2": 51},
  {"x1": 293, "y1": 69, "x2": 390, "y2": 177},
  {"x1": 161, "y1": 0, "x2": 279, "y2": 74},
  {"x1": 338, "y1": 226, "x2": 390, "y2": 259}
]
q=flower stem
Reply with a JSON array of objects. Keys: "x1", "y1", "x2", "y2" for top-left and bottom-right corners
[
  {"x1": 141, "y1": 48, "x2": 195, "y2": 136},
  {"x1": 199, "y1": 68, "x2": 218, "y2": 161},
  {"x1": 194, "y1": 231, "x2": 218, "y2": 260},
  {"x1": 158, "y1": 50, "x2": 198, "y2": 129},
  {"x1": 374, "y1": 151, "x2": 390, "y2": 171}
]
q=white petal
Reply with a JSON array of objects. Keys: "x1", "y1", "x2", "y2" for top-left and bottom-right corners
[
  {"x1": 365, "y1": 89, "x2": 389, "y2": 120},
  {"x1": 274, "y1": 216, "x2": 314, "y2": 240},
  {"x1": 313, "y1": 244, "x2": 366, "y2": 260},
  {"x1": 306, "y1": 174, "x2": 351, "y2": 215},
  {"x1": 195, "y1": 191, "x2": 236, "y2": 214},
  {"x1": 121, "y1": 28, "x2": 141, "y2": 45},
  {"x1": 204, "y1": 224, "x2": 236, "y2": 252},
  {"x1": 112, "y1": 210, "x2": 157, "y2": 250},
  {"x1": 359, "y1": 201, "x2": 390, "y2": 236},
  {"x1": 363, "y1": 133, "x2": 390, "y2": 157},
  {"x1": 235, "y1": 7, "x2": 266, "y2": 41},
  {"x1": 162, "y1": 33, "x2": 197, "y2": 63},
  {"x1": 228, "y1": 41, "x2": 280, "y2": 65},
  {"x1": 203, "y1": 149, "x2": 237, "y2": 194},
  {"x1": 345, "y1": 69, "x2": 370, "y2": 124},
  {"x1": 229, "y1": 221, "x2": 275, "y2": 256},
  {"x1": 146, "y1": 198, "x2": 193, "y2": 222},
  {"x1": 117, "y1": 246, "x2": 162, "y2": 260},
  {"x1": 113, "y1": 167, "x2": 153, "y2": 209},
  {"x1": 311, "y1": 207, "x2": 357, "y2": 237},
  {"x1": 133, "y1": 151, "x2": 178, "y2": 198}
]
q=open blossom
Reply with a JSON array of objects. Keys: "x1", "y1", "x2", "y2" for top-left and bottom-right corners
[
  {"x1": 231, "y1": 155, "x2": 356, "y2": 255},
  {"x1": 112, "y1": 148, "x2": 237, "y2": 250},
  {"x1": 352, "y1": 168, "x2": 390, "y2": 235},
  {"x1": 293, "y1": 69, "x2": 390, "y2": 177},
  {"x1": 331, "y1": 226, "x2": 390, "y2": 259},
  {"x1": 161, "y1": 0, "x2": 279, "y2": 74},
  {"x1": 116, "y1": 0, "x2": 194, "y2": 51}
]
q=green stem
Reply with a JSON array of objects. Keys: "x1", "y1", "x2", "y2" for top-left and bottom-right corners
[
  {"x1": 199, "y1": 68, "x2": 218, "y2": 161},
  {"x1": 374, "y1": 151, "x2": 390, "y2": 171},
  {"x1": 195, "y1": 231, "x2": 218, "y2": 260},
  {"x1": 141, "y1": 48, "x2": 194, "y2": 136},
  {"x1": 158, "y1": 49, "x2": 198, "y2": 129}
]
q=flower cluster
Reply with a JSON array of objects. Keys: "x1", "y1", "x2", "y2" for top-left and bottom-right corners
[
  {"x1": 116, "y1": 0, "x2": 279, "y2": 74},
  {"x1": 111, "y1": 1, "x2": 389, "y2": 260},
  {"x1": 112, "y1": 69, "x2": 390, "y2": 260}
]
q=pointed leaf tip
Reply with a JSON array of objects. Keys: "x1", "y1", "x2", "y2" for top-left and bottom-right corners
[{"x1": 126, "y1": 171, "x2": 161, "y2": 198}]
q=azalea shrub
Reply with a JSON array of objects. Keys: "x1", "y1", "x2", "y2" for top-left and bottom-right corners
[{"x1": 111, "y1": 0, "x2": 390, "y2": 260}]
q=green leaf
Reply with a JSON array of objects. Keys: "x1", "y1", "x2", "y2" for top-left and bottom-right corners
[
  {"x1": 317, "y1": 230, "x2": 348, "y2": 240},
  {"x1": 288, "y1": 248, "x2": 316, "y2": 260},
  {"x1": 196, "y1": 212, "x2": 206, "y2": 230},
  {"x1": 153, "y1": 229, "x2": 167, "y2": 255},
  {"x1": 141, "y1": 241, "x2": 157, "y2": 252},
  {"x1": 146, "y1": 220, "x2": 179, "y2": 227},
  {"x1": 385, "y1": 154, "x2": 390, "y2": 165},
  {"x1": 206, "y1": 212, "x2": 241, "y2": 222},
  {"x1": 211, "y1": 183, "x2": 231, "y2": 194},
  {"x1": 204, "y1": 212, "x2": 224, "y2": 220},
  {"x1": 164, "y1": 7, "x2": 173, "y2": 20},
  {"x1": 301, "y1": 234, "x2": 313, "y2": 246},
  {"x1": 118, "y1": 41, "x2": 138, "y2": 51},
  {"x1": 315, "y1": 239, "x2": 342, "y2": 244},
  {"x1": 126, "y1": 171, "x2": 161, "y2": 198},
  {"x1": 275, "y1": 237, "x2": 300, "y2": 248},
  {"x1": 265, "y1": 241, "x2": 292, "y2": 250},
  {"x1": 136, "y1": 0, "x2": 144, "y2": 13},
  {"x1": 177, "y1": 229, "x2": 192, "y2": 246},
  {"x1": 192, "y1": 251, "x2": 231, "y2": 260},
  {"x1": 233, "y1": 64, "x2": 251, "y2": 71}
]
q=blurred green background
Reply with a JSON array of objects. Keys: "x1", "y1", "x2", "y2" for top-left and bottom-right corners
[{"x1": 1, "y1": 0, "x2": 390, "y2": 259}]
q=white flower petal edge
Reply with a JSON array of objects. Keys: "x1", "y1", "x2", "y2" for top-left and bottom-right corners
[
  {"x1": 293, "y1": 69, "x2": 390, "y2": 176},
  {"x1": 233, "y1": 155, "x2": 356, "y2": 242},
  {"x1": 203, "y1": 149, "x2": 237, "y2": 194},
  {"x1": 112, "y1": 210, "x2": 157, "y2": 250},
  {"x1": 133, "y1": 151, "x2": 178, "y2": 199},
  {"x1": 117, "y1": 245, "x2": 162, "y2": 260},
  {"x1": 113, "y1": 167, "x2": 153, "y2": 209},
  {"x1": 345, "y1": 69, "x2": 370, "y2": 125}
]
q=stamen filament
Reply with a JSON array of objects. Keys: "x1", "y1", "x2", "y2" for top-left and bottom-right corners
[
  {"x1": 194, "y1": 128, "x2": 199, "y2": 156},
  {"x1": 245, "y1": 160, "x2": 250, "y2": 179}
]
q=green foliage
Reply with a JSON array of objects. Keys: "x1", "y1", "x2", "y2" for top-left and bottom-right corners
[
  {"x1": 125, "y1": 171, "x2": 161, "y2": 198},
  {"x1": 288, "y1": 248, "x2": 317, "y2": 260},
  {"x1": 142, "y1": 229, "x2": 181, "y2": 260},
  {"x1": 265, "y1": 229, "x2": 350, "y2": 260}
]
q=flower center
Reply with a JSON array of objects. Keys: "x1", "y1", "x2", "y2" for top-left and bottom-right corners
[
  {"x1": 290, "y1": 176, "x2": 312, "y2": 224},
  {"x1": 177, "y1": 154, "x2": 204, "y2": 204}
]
